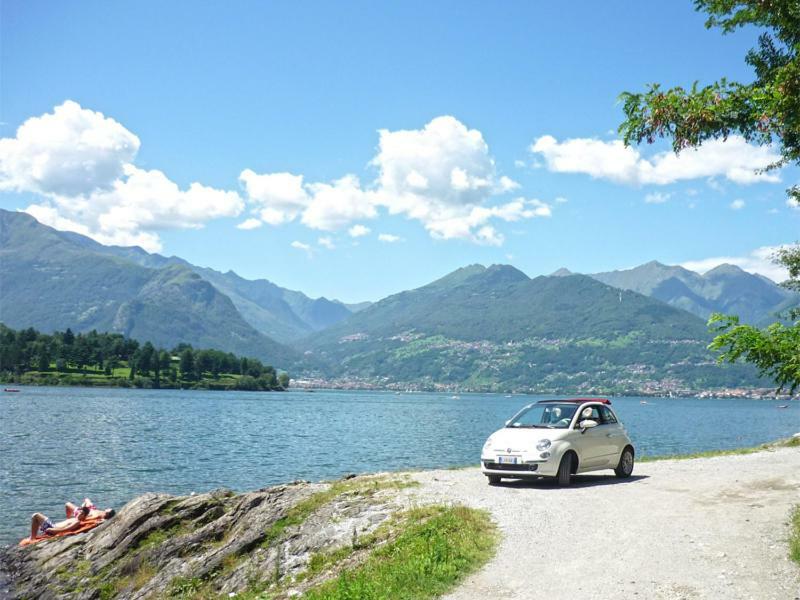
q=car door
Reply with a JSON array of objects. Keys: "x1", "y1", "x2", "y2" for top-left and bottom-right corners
[
  {"x1": 598, "y1": 405, "x2": 626, "y2": 465},
  {"x1": 572, "y1": 405, "x2": 606, "y2": 470}
]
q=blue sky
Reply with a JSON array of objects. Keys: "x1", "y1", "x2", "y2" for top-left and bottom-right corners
[{"x1": 1, "y1": 1, "x2": 797, "y2": 301}]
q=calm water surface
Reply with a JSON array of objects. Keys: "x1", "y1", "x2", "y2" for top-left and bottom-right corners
[{"x1": 1, "y1": 386, "x2": 798, "y2": 545}]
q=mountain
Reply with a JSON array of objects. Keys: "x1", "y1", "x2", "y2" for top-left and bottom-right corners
[
  {"x1": 589, "y1": 260, "x2": 794, "y2": 325},
  {"x1": 300, "y1": 264, "x2": 761, "y2": 393},
  {"x1": 2, "y1": 210, "x2": 360, "y2": 343},
  {"x1": 0, "y1": 210, "x2": 297, "y2": 366}
]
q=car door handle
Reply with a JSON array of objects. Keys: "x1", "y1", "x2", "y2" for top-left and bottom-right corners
[{"x1": 606, "y1": 433, "x2": 615, "y2": 438}]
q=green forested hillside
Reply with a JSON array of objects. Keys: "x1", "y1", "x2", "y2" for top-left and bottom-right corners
[
  {"x1": 0, "y1": 210, "x2": 297, "y2": 368},
  {"x1": 301, "y1": 265, "x2": 763, "y2": 393}
]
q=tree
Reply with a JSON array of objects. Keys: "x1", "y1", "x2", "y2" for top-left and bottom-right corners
[
  {"x1": 619, "y1": 0, "x2": 800, "y2": 201},
  {"x1": 619, "y1": 1, "x2": 800, "y2": 393},
  {"x1": 179, "y1": 349, "x2": 195, "y2": 380}
]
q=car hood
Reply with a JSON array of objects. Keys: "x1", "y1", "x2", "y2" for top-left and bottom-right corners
[{"x1": 485, "y1": 427, "x2": 570, "y2": 452}]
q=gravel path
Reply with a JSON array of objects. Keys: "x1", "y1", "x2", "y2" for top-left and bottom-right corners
[{"x1": 409, "y1": 447, "x2": 800, "y2": 600}]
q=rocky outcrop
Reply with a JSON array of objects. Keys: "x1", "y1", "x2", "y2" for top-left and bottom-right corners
[{"x1": 0, "y1": 476, "x2": 411, "y2": 599}]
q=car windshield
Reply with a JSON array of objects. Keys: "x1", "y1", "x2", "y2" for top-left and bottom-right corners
[{"x1": 506, "y1": 403, "x2": 579, "y2": 429}]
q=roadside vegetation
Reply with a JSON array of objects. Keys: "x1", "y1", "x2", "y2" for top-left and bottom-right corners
[
  {"x1": 790, "y1": 505, "x2": 800, "y2": 566},
  {"x1": 0, "y1": 324, "x2": 289, "y2": 391},
  {"x1": 640, "y1": 436, "x2": 800, "y2": 462},
  {"x1": 300, "y1": 505, "x2": 496, "y2": 600}
]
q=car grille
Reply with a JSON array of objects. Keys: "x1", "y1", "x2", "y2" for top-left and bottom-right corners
[{"x1": 483, "y1": 462, "x2": 538, "y2": 472}]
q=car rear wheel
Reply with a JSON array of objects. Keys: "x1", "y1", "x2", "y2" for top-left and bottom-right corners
[
  {"x1": 486, "y1": 474, "x2": 501, "y2": 485},
  {"x1": 615, "y1": 447, "x2": 634, "y2": 478},
  {"x1": 557, "y1": 453, "x2": 573, "y2": 487}
]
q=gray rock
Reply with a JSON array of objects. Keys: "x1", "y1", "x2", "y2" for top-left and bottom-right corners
[{"x1": 0, "y1": 476, "x2": 406, "y2": 599}]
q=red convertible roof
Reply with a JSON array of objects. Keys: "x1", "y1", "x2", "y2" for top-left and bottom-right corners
[{"x1": 537, "y1": 398, "x2": 611, "y2": 405}]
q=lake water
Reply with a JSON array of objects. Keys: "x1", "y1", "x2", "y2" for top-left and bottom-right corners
[{"x1": 1, "y1": 386, "x2": 798, "y2": 545}]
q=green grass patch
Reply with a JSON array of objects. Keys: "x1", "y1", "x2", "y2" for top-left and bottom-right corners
[
  {"x1": 790, "y1": 505, "x2": 800, "y2": 565},
  {"x1": 639, "y1": 436, "x2": 800, "y2": 463},
  {"x1": 301, "y1": 505, "x2": 496, "y2": 600},
  {"x1": 262, "y1": 477, "x2": 418, "y2": 548}
]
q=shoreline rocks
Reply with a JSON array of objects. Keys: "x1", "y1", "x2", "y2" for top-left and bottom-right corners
[{"x1": 0, "y1": 476, "x2": 410, "y2": 599}]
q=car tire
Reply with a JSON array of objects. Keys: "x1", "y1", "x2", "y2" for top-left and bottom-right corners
[
  {"x1": 557, "y1": 453, "x2": 573, "y2": 487},
  {"x1": 615, "y1": 447, "x2": 634, "y2": 478},
  {"x1": 487, "y1": 475, "x2": 501, "y2": 485}
]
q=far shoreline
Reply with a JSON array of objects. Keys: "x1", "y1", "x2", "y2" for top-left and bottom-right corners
[{"x1": 2, "y1": 379, "x2": 795, "y2": 401}]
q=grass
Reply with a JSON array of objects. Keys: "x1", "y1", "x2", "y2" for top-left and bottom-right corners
[
  {"x1": 791, "y1": 505, "x2": 800, "y2": 566},
  {"x1": 639, "y1": 435, "x2": 800, "y2": 462},
  {"x1": 301, "y1": 505, "x2": 496, "y2": 600}
]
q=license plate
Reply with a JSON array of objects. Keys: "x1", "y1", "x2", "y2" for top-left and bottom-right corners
[{"x1": 497, "y1": 455, "x2": 518, "y2": 464}]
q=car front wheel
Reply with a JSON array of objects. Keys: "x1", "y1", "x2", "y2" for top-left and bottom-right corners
[
  {"x1": 557, "y1": 453, "x2": 573, "y2": 487},
  {"x1": 615, "y1": 447, "x2": 634, "y2": 478}
]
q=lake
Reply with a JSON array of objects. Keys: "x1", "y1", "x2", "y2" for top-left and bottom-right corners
[{"x1": 1, "y1": 386, "x2": 798, "y2": 545}]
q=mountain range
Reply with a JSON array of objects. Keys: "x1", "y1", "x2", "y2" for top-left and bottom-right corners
[
  {"x1": 0, "y1": 208, "x2": 789, "y2": 391},
  {"x1": 0, "y1": 210, "x2": 364, "y2": 367},
  {"x1": 586, "y1": 261, "x2": 793, "y2": 326},
  {"x1": 300, "y1": 264, "x2": 762, "y2": 393}
]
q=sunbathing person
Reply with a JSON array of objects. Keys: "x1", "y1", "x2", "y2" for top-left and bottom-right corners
[
  {"x1": 30, "y1": 506, "x2": 90, "y2": 540},
  {"x1": 29, "y1": 500, "x2": 115, "y2": 541},
  {"x1": 65, "y1": 497, "x2": 114, "y2": 521}
]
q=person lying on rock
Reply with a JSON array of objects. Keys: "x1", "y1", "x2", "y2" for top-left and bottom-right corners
[
  {"x1": 65, "y1": 497, "x2": 114, "y2": 521},
  {"x1": 29, "y1": 499, "x2": 115, "y2": 540}
]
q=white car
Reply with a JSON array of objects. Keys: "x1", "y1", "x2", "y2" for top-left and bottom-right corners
[{"x1": 481, "y1": 398, "x2": 635, "y2": 486}]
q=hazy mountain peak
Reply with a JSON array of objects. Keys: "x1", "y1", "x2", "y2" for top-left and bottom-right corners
[
  {"x1": 704, "y1": 263, "x2": 746, "y2": 277},
  {"x1": 550, "y1": 267, "x2": 573, "y2": 277}
]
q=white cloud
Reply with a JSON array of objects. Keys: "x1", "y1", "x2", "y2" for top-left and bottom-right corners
[
  {"x1": 531, "y1": 135, "x2": 781, "y2": 186},
  {"x1": 644, "y1": 192, "x2": 670, "y2": 204},
  {"x1": 680, "y1": 245, "x2": 790, "y2": 283},
  {"x1": 555, "y1": 196, "x2": 568, "y2": 204},
  {"x1": 237, "y1": 218, "x2": 263, "y2": 230},
  {"x1": 3, "y1": 101, "x2": 242, "y2": 252},
  {"x1": 290, "y1": 240, "x2": 313, "y2": 257},
  {"x1": 347, "y1": 224, "x2": 371, "y2": 238},
  {"x1": 0, "y1": 100, "x2": 140, "y2": 196},
  {"x1": 239, "y1": 170, "x2": 310, "y2": 225},
  {"x1": 318, "y1": 236, "x2": 335, "y2": 249},
  {"x1": 730, "y1": 199, "x2": 745, "y2": 211},
  {"x1": 239, "y1": 115, "x2": 548, "y2": 245},
  {"x1": 378, "y1": 233, "x2": 402, "y2": 243}
]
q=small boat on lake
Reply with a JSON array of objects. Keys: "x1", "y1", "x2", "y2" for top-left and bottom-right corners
[
  {"x1": 777, "y1": 405, "x2": 789, "y2": 409},
  {"x1": 4, "y1": 388, "x2": 20, "y2": 392}
]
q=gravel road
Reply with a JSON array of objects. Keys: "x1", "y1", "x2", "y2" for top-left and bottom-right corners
[{"x1": 409, "y1": 447, "x2": 800, "y2": 600}]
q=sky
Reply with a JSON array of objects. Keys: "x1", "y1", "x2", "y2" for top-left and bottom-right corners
[{"x1": 1, "y1": 1, "x2": 797, "y2": 302}]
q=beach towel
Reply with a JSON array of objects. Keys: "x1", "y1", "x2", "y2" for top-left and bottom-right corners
[{"x1": 19, "y1": 517, "x2": 105, "y2": 547}]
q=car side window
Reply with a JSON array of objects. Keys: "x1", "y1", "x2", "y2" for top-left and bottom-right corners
[
  {"x1": 599, "y1": 406, "x2": 617, "y2": 424},
  {"x1": 575, "y1": 405, "x2": 601, "y2": 427}
]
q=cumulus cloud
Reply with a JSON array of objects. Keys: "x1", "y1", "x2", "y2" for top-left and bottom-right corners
[
  {"x1": 730, "y1": 199, "x2": 745, "y2": 211},
  {"x1": 239, "y1": 116, "x2": 551, "y2": 245},
  {"x1": 0, "y1": 100, "x2": 140, "y2": 196},
  {"x1": 378, "y1": 233, "x2": 402, "y2": 243},
  {"x1": 348, "y1": 224, "x2": 371, "y2": 238},
  {"x1": 681, "y1": 245, "x2": 789, "y2": 283},
  {"x1": 6, "y1": 104, "x2": 553, "y2": 250},
  {"x1": 531, "y1": 135, "x2": 781, "y2": 186},
  {"x1": 237, "y1": 218, "x2": 263, "y2": 230},
  {"x1": 2, "y1": 101, "x2": 242, "y2": 252}
]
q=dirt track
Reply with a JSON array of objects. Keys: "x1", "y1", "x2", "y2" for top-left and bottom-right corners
[{"x1": 410, "y1": 447, "x2": 800, "y2": 600}]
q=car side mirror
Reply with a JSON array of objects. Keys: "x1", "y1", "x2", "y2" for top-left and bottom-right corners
[{"x1": 579, "y1": 419, "x2": 598, "y2": 432}]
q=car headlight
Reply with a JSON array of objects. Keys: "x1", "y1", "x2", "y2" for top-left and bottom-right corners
[
  {"x1": 535, "y1": 439, "x2": 551, "y2": 451},
  {"x1": 483, "y1": 438, "x2": 493, "y2": 450}
]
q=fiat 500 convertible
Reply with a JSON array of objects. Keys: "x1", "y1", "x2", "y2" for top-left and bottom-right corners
[{"x1": 480, "y1": 398, "x2": 635, "y2": 486}]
